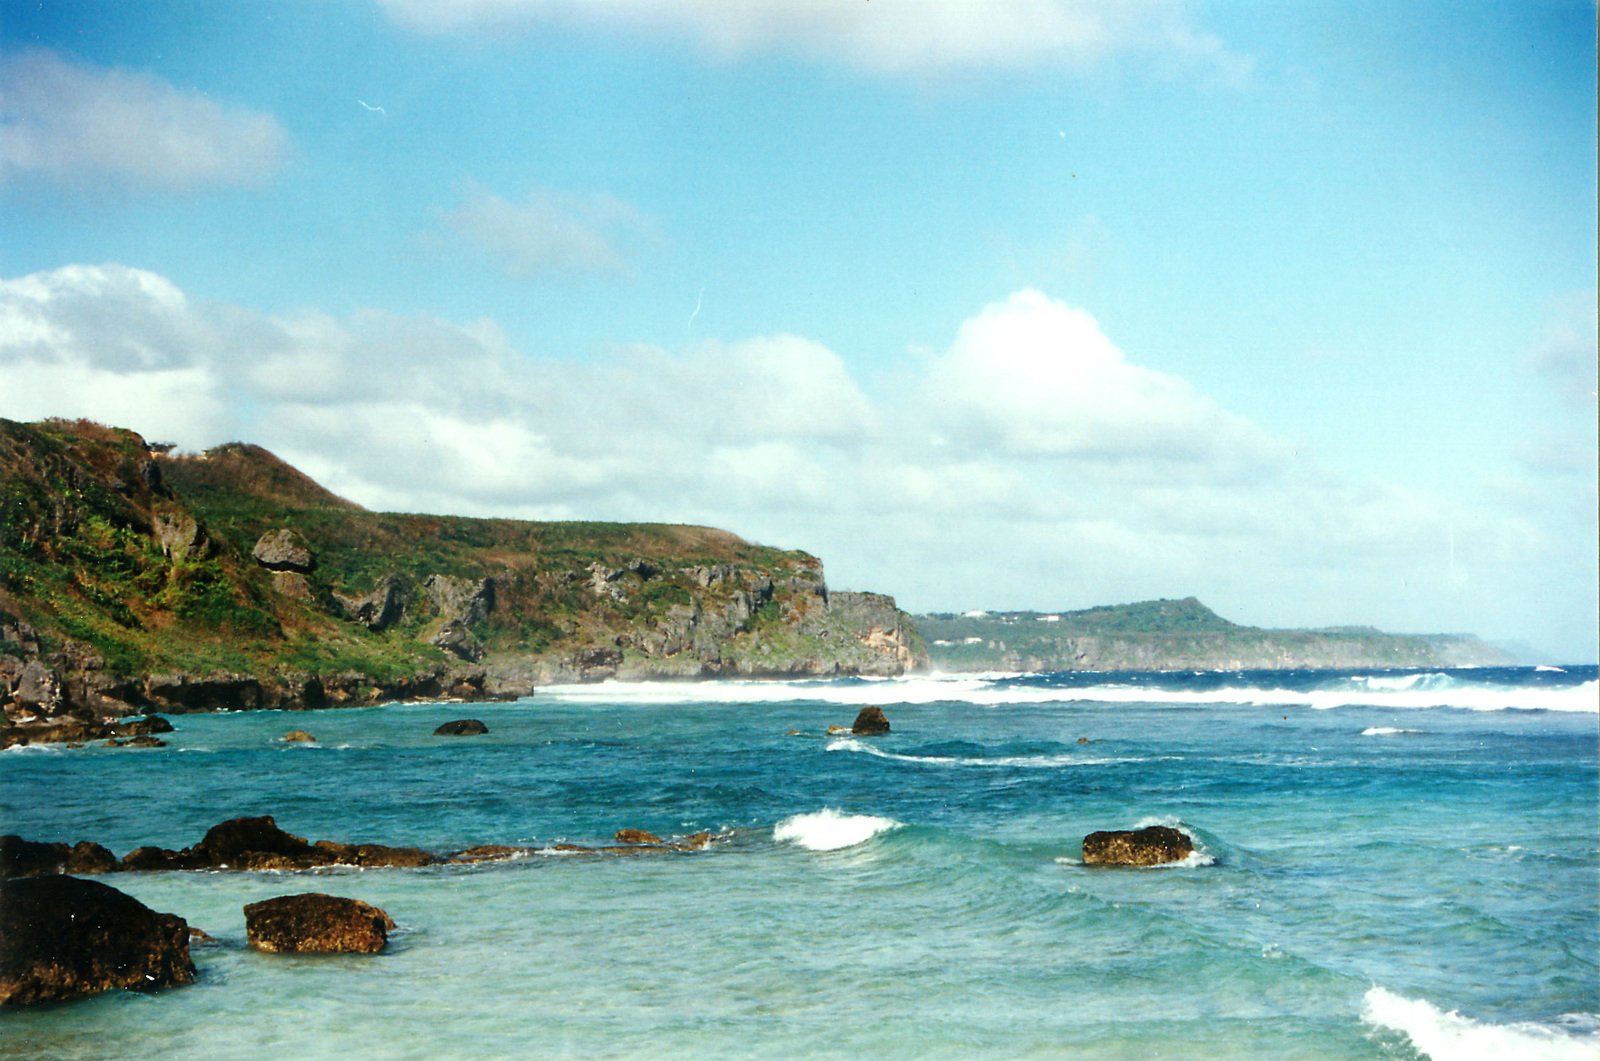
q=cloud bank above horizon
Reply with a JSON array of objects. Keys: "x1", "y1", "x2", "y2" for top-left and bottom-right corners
[{"x1": 4, "y1": 261, "x2": 1585, "y2": 656}]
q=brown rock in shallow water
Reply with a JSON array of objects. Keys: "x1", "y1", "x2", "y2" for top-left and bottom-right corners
[
  {"x1": 194, "y1": 815, "x2": 314, "y2": 866},
  {"x1": 613, "y1": 828, "x2": 664, "y2": 845},
  {"x1": 434, "y1": 718, "x2": 488, "y2": 736},
  {"x1": 1081, "y1": 825, "x2": 1195, "y2": 867},
  {"x1": 282, "y1": 730, "x2": 316, "y2": 743},
  {"x1": 0, "y1": 875, "x2": 195, "y2": 1006},
  {"x1": 850, "y1": 706, "x2": 891, "y2": 736},
  {"x1": 245, "y1": 893, "x2": 395, "y2": 954},
  {"x1": 0, "y1": 836, "x2": 119, "y2": 879}
]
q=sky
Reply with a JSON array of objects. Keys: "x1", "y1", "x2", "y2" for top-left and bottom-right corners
[{"x1": 1, "y1": 0, "x2": 1595, "y2": 661}]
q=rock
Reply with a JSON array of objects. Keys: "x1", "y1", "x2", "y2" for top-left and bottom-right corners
[
  {"x1": 430, "y1": 620, "x2": 481, "y2": 661},
  {"x1": 448, "y1": 844, "x2": 533, "y2": 863},
  {"x1": 335, "y1": 575, "x2": 406, "y2": 631},
  {"x1": 1081, "y1": 825, "x2": 1195, "y2": 867},
  {"x1": 826, "y1": 724, "x2": 849, "y2": 734},
  {"x1": 1, "y1": 836, "x2": 120, "y2": 880},
  {"x1": 153, "y1": 510, "x2": 207, "y2": 560},
  {"x1": 188, "y1": 926, "x2": 218, "y2": 945},
  {"x1": 434, "y1": 719, "x2": 488, "y2": 736},
  {"x1": 282, "y1": 730, "x2": 316, "y2": 743},
  {"x1": 123, "y1": 735, "x2": 167, "y2": 748},
  {"x1": 675, "y1": 832, "x2": 713, "y2": 851},
  {"x1": 108, "y1": 715, "x2": 175, "y2": 737},
  {"x1": 117, "y1": 816, "x2": 435, "y2": 872},
  {"x1": 251, "y1": 528, "x2": 315, "y2": 572},
  {"x1": 614, "y1": 828, "x2": 664, "y2": 845},
  {"x1": 850, "y1": 706, "x2": 891, "y2": 736},
  {"x1": 424, "y1": 574, "x2": 494, "y2": 626},
  {"x1": 194, "y1": 815, "x2": 314, "y2": 867},
  {"x1": 1077, "y1": 737, "x2": 1091, "y2": 744},
  {"x1": 269, "y1": 570, "x2": 315, "y2": 600},
  {"x1": 244, "y1": 893, "x2": 395, "y2": 954},
  {"x1": 0, "y1": 875, "x2": 195, "y2": 1006}
]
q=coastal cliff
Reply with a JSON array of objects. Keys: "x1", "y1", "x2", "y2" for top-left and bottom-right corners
[
  {"x1": 917, "y1": 598, "x2": 1509, "y2": 672},
  {"x1": 0, "y1": 418, "x2": 925, "y2": 730}
]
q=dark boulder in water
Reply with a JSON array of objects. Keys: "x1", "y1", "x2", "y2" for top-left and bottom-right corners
[
  {"x1": 850, "y1": 706, "x2": 890, "y2": 736},
  {"x1": 0, "y1": 836, "x2": 119, "y2": 880},
  {"x1": 120, "y1": 816, "x2": 436, "y2": 872},
  {"x1": 1081, "y1": 825, "x2": 1194, "y2": 867},
  {"x1": 0, "y1": 875, "x2": 195, "y2": 1005},
  {"x1": 244, "y1": 892, "x2": 394, "y2": 954},
  {"x1": 434, "y1": 718, "x2": 488, "y2": 736}
]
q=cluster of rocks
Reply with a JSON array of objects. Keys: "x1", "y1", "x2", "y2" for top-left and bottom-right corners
[
  {"x1": 0, "y1": 712, "x2": 173, "y2": 750},
  {"x1": 3, "y1": 814, "x2": 723, "y2": 882},
  {"x1": 0, "y1": 875, "x2": 398, "y2": 1006}
]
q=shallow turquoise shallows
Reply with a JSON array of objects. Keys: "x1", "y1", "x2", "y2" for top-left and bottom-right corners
[{"x1": 3, "y1": 667, "x2": 1597, "y2": 1059}]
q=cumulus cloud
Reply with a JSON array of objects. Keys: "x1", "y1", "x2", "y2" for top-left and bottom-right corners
[
  {"x1": 377, "y1": 0, "x2": 1251, "y2": 82},
  {"x1": 0, "y1": 49, "x2": 288, "y2": 191},
  {"x1": 1, "y1": 263, "x2": 1572, "y2": 651}
]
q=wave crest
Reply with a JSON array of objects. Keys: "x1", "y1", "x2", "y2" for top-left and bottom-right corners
[
  {"x1": 1362, "y1": 986, "x2": 1600, "y2": 1061},
  {"x1": 773, "y1": 809, "x2": 901, "y2": 851}
]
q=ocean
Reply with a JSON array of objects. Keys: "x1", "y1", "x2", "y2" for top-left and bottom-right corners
[{"x1": 2, "y1": 667, "x2": 1597, "y2": 1059}]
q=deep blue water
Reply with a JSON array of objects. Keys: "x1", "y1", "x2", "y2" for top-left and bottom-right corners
[{"x1": 2, "y1": 668, "x2": 1596, "y2": 1058}]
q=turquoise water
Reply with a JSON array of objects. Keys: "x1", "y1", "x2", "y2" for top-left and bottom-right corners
[{"x1": 3, "y1": 668, "x2": 1597, "y2": 1059}]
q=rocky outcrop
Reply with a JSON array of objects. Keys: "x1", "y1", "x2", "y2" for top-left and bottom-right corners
[
  {"x1": 244, "y1": 893, "x2": 395, "y2": 954},
  {"x1": 0, "y1": 713, "x2": 173, "y2": 750},
  {"x1": 1081, "y1": 825, "x2": 1195, "y2": 867},
  {"x1": 153, "y1": 509, "x2": 207, "y2": 560},
  {"x1": 282, "y1": 729, "x2": 316, "y2": 743},
  {"x1": 434, "y1": 718, "x2": 487, "y2": 736},
  {"x1": 334, "y1": 575, "x2": 405, "y2": 631},
  {"x1": 252, "y1": 528, "x2": 315, "y2": 572},
  {"x1": 425, "y1": 574, "x2": 494, "y2": 626},
  {"x1": 614, "y1": 828, "x2": 663, "y2": 845},
  {"x1": 121, "y1": 816, "x2": 437, "y2": 872},
  {"x1": 0, "y1": 836, "x2": 119, "y2": 879},
  {"x1": 0, "y1": 875, "x2": 195, "y2": 1006},
  {"x1": 850, "y1": 706, "x2": 891, "y2": 735}
]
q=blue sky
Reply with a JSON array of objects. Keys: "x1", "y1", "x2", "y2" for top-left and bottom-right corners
[{"x1": 2, "y1": 0, "x2": 1595, "y2": 660}]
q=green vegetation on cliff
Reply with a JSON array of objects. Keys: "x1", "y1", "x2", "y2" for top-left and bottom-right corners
[
  {"x1": 917, "y1": 599, "x2": 1507, "y2": 672},
  {"x1": 0, "y1": 418, "x2": 922, "y2": 724}
]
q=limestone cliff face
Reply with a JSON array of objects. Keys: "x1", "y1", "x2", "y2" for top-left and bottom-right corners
[{"x1": 0, "y1": 418, "x2": 922, "y2": 730}]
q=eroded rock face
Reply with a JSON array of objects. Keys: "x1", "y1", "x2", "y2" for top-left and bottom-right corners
[
  {"x1": 424, "y1": 574, "x2": 494, "y2": 626},
  {"x1": 153, "y1": 510, "x2": 207, "y2": 560},
  {"x1": 851, "y1": 706, "x2": 891, "y2": 736},
  {"x1": 251, "y1": 528, "x2": 315, "y2": 572},
  {"x1": 244, "y1": 893, "x2": 395, "y2": 954},
  {"x1": 0, "y1": 875, "x2": 195, "y2": 1006},
  {"x1": 1080, "y1": 825, "x2": 1195, "y2": 867},
  {"x1": 434, "y1": 718, "x2": 488, "y2": 736},
  {"x1": 335, "y1": 575, "x2": 406, "y2": 631}
]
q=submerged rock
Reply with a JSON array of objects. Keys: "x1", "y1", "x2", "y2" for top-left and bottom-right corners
[
  {"x1": 244, "y1": 893, "x2": 395, "y2": 954},
  {"x1": 434, "y1": 718, "x2": 488, "y2": 736},
  {"x1": 0, "y1": 875, "x2": 195, "y2": 1006},
  {"x1": 613, "y1": 828, "x2": 664, "y2": 845},
  {"x1": 850, "y1": 706, "x2": 891, "y2": 736},
  {"x1": 1081, "y1": 825, "x2": 1195, "y2": 867}
]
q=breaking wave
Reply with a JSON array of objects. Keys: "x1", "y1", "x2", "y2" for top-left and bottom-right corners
[
  {"x1": 1362, "y1": 986, "x2": 1600, "y2": 1060},
  {"x1": 773, "y1": 809, "x2": 901, "y2": 851},
  {"x1": 825, "y1": 736, "x2": 1140, "y2": 769}
]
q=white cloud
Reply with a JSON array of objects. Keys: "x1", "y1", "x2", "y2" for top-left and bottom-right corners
[
  {"x1": 1, "y1": 263, "x2": 1586, "y2": 657},
  {"x1": 0, "y1": 49, "x2": 288, "y2": 191},
  {"x1": 435, "y1": 182, "x2": 656, "y2": 279},
  {"x1": 378, "y1": 0, "x2": 1251, "y2": 82}
]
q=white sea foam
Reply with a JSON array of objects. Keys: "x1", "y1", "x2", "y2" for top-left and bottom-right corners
[
  {"x1": 537, "y1": 674, "x2": 1598, "y2": 714},
  {"x1": 773, "y1": 809, "x2": 901, "y2": 851},
  {"x1": 1362, "y1": 987, "x2": 1600, "y2": 1060},
  {"x1": 1361, "y1": 726, "x2": 1422, "y2": 736},
  {"x1": 825, "y1": 736, "x2": 1137, "y2": 769}
]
